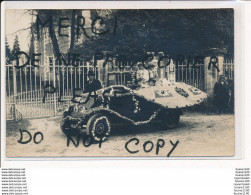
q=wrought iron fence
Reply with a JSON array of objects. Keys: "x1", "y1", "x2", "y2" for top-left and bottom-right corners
[
  {"x1": 223, "y1": 59, "x2": 234, "y2": 80},
  {"x1": 5, "y1": 57, "x2": 234, "y2": 120},
  {"x1": 175, "y1": 60, "x2": 205, "y2": 91},
  {"x1": 6, "y1": 61, "x2": 100, "y2": 119}
]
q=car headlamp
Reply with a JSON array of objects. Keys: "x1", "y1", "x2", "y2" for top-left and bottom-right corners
[
  {"x1": 73, "y1": 105, "x2": 79, "y2": 113},
  {"x1": 78, "y1": 105, "x2": 86, "y2": 113}
]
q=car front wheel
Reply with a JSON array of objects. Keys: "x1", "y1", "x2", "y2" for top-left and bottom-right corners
[
  {"x1": 61, "y1": 118, "x2": 80, "y2": 136},
  {"x1": 86, "y1": 113, "x2": 111, "y2": 142}
]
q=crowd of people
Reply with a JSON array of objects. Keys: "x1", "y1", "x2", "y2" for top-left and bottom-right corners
[{"x1": 213, "y1": 75, "x2": 234, "y2": 114}]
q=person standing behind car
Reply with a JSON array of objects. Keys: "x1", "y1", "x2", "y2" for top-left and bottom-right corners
[
  {"x1": 228, "y1": 78, "x2": 234, "y2": 113},
  {"x1": 82, "y1": 70, "x2": 103, "y2": 108},
  {"x1": 213, "y1": 75, "x2": 230, "y2": 114}
]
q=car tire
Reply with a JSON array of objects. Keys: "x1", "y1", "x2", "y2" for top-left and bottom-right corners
[
  {"x1": 61, "y1": 120, "x2": 80, "y2": 136},
  {"x1": 164, "y1": 111, "x2": 180, "y2": 129},
  {"x1": 86, "y1": 113, "x2": 111, "y2": 142},
  {"x1": 152, "y1": 110, "x2": 180, "y2": 130}
]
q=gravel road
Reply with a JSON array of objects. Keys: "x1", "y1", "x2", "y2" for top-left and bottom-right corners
[{"x1": 6, "y1": 112, "x2": 235, "y2": 157}]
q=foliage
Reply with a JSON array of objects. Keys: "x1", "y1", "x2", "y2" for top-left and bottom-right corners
[
  {"x1": 11, "y1": 35, "x2": 21, "y2": 62},
  {"x1": 28, "y1": 9, "x2": 234, "y2": 61},
  {"x1": 74, "y1": 9, "x2": 234, "y2": 60},
  {"x1": 5, "y1": 38, "x2": 12, "y2": 64}
]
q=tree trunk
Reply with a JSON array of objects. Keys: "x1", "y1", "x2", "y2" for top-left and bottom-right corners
[
  {"x1": 47, "y1": 10, "x2": 61, "y2": 60},
  {"x1": 70, "y1": 10, "x2": 76, "y2": 52}
]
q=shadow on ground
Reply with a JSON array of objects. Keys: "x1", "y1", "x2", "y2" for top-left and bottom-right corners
[{"x1": 6, "y1": 119, "x2": 31, "y2": 137}]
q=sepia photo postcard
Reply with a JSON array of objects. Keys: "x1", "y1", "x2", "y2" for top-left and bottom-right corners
[{"x1": 2, "y1": 6, "x2": 237, "y2": 158}]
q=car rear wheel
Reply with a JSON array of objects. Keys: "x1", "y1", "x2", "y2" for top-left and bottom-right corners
[
  {"x1": 164, "y1": 111, "x2": 180, "y2": 129},
  {"x1": 152, "y1": 110, "x2": 180, "y2": 130},
  {"x1": 86, "y1": 113, "x2": 111, "y2": 142}
]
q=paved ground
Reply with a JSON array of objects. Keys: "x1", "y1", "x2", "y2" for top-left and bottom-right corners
[{"x1": 6, "y1": 112, "x2": 235, "y2": 157}]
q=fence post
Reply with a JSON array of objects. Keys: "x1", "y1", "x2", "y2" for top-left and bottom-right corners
[
  {"x1": 204, "y1": 57, "x2": 213, "y2": 97},
  {"x1": 204, "y1": 54, "x2": 224, "y2": 98},
  {"x1": 12, "y1": 62, "x2": 17, "y2": 120},
  {"x1": 167, "y1": 59, "x2": 176, "y2": 82},
  {"x1": 218, "y1": 56, "x2": 224, "y2": 76},
  {"x1": 53, "y1": 57, "x2": 57, "y2": 116}
]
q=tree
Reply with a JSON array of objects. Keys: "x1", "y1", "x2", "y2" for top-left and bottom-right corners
[
  {"x1": 74, "y1": 9, "x2": 234, "y2": 60},
  {"x1": 26, "y1": 9, "x2": 234, "y2": 62},
  {"x1": 11, "y1": 35, "x2": 21, "y2": 62},
  {"x1": 32, "y1": 9, "x2": 80, "y2": 61},
  {"x1": 5, "y1": 38, "x2": 12, "y2": 64}
]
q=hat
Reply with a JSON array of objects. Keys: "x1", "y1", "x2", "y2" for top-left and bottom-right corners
[{"x1": 88, "y1": 70, "x2": 95, "y2": 76}]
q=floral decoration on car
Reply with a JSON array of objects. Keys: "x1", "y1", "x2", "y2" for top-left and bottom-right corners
[
  {"x1": 154, "y1": 90, "x2": 173, "y2": 98},
  {"x1": 175, "y1": 87, "x2": 189, "y2": 98}
]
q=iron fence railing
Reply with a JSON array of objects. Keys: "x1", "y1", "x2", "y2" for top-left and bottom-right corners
[{"x1": 5, "y1": 57, "x2": 234, "y2": 120}]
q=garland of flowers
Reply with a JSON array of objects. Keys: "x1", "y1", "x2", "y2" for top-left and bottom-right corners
[
  {"x1": 132, "y1": 95, "x2": 140, "y2": 114},
  {"x1": 65, "y1": 106, "x2": 161, "y2": 126}
]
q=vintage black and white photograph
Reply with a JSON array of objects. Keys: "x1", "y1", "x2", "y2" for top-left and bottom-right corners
[{"x1": 5, "y1": 9, "x2": 234, "y2": 157}]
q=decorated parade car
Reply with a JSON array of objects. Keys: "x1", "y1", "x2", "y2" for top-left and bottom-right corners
[{"x1": 60, "y1": 78, "x2": 208, "y2": 142}]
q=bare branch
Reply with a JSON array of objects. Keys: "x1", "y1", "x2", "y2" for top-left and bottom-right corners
[
  {"x1": 6, "y1": 26, "x2": 31, "y2": 36},
  {"x1": 6, "y1": 21, "x2": 36, "y2": 37}
]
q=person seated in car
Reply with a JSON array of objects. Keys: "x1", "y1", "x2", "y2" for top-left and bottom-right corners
[
  {"x1": 84, "y1": 69, "x2": 102, "y2": 93},
  {"x1": 136, "y1": 62, "x2": 149, "y2": 88},
  {"x1": 147, "y1": 63, "x2": 159, "y2": 86},
  {"x1": 77, "y1": 70, "x2": 103, "y2": 108}
]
